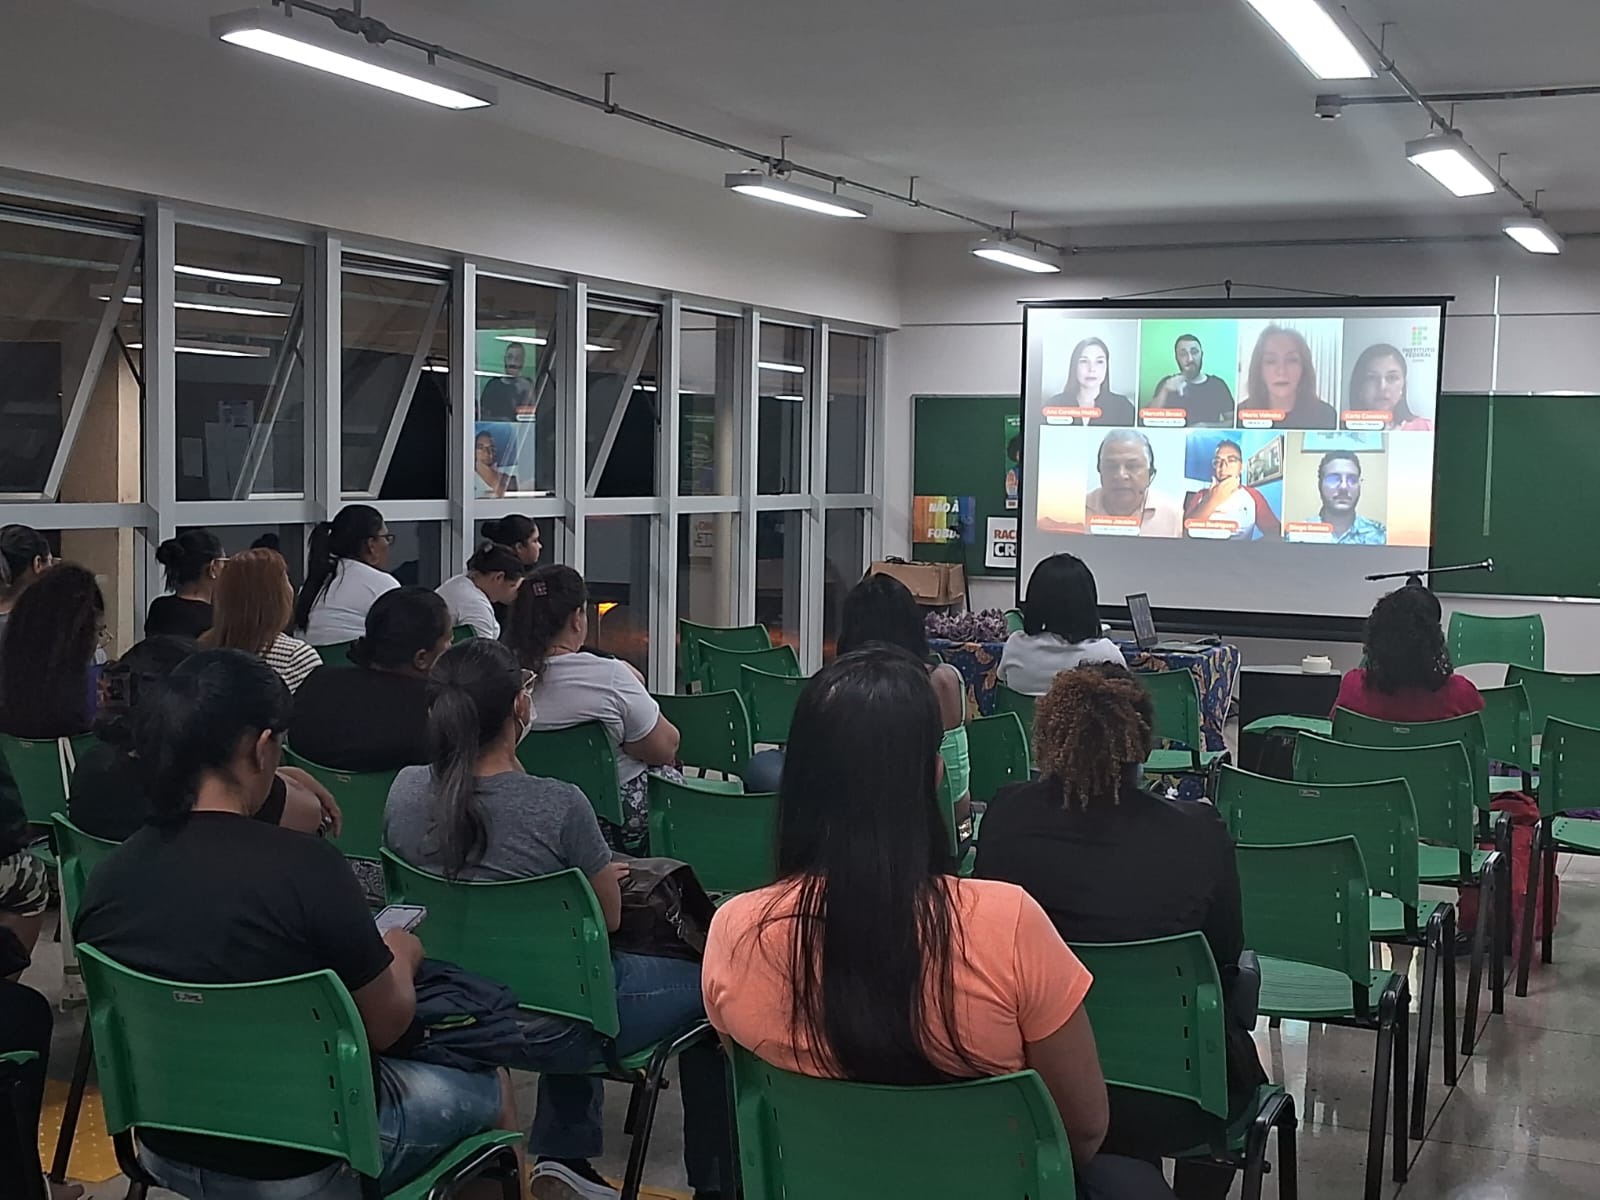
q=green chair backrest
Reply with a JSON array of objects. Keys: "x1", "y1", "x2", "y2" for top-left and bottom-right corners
[
  {"x1": 1235, "y1": 838, "x2": 1372, "y2": 1000},
  {"x1": 1505, "y1": 665, "x2": 1600, "y2": 732},
  {"x1": 1217, "y1": 765, "x2": 1419, "y2": 920},
  {"x1": 701, "y1": 643, "x2": 800, "y2": 696},
  {"x1": 1478, "y1": 683, "x2": 1534, "y2": 774},
  {"x1": 451, "y1": 623, "x2": 478, "y2": 643},
  {"x1": 740, "y1": 665, "x2": 806, "y2": 746},
  {"x1": 1134, "y1": 668, "x2": 1204, "y2": 751},
  {"x1": 76, "y1": 943, "x2": 385, "y2": 1180},
  {"x1": 1294, "y1": 733, "x2": 1473, "y2": 855},
  {"x1": 516, "y1": 722, "x2": 625, "y2": 826},
  {"x1": 0, "y1": 735, "x2": 72, "y2": 828},
  {"x1": 51, "y1": 813, "x2": 121, "y2": 923},
  {"x1": 679, "y1": 620, "x2": 770, "y2": 690},
  {"x1": 727, "y1": 1045, "x2": 1075, "y2": 1200},
  {"x1": 1331, "y1": 706, "x2": 1490, "y2": 807},
  {"x1": 993, "y1": 685, "x2": 1036, "y2": 753},
  {"x1": 1003, "y1": 608, "x2": 1025, "y2": 634},
  {"x1": 311, "y1": 640, "x2": 355, "y2": 667},
  {"x1": 380, "y1": 852, "x2": 621, "y2": 1037},
  {"x1": 654, "y1": 690, "x2": 753, "y2": 779},
  {"x1": 966, "y1": 712, "x2": 1031, "y2": 805},
  {"x1": 279, "y1": 748, "x2": 397, "y2": 861},
  {"x1": 647, "y1": 777, "x2": 777, "y2": 895},
  {"x1": 1447, "y1": 611, "x2": 1544, "y2": 671},
  {"x1": 1534, "y1": 717, "x2": 1600, "y2": 821},
  {"x1": 1069, "y1": 932, "x2": 1229, "y2": 1123}
]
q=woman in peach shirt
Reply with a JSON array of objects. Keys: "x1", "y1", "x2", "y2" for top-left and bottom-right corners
[{"x1": 702, "y1": 646, "x2": 1174, "y2": 1199}]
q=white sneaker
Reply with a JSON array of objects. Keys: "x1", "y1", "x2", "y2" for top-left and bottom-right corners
[{"x1": 529, "y1": 1159, "x2": 619, "y2": 1200}]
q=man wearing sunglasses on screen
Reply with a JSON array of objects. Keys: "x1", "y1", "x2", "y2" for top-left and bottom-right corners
[{"x1": 1305, "y1": 451, "x2": 1386, "y2": 545}]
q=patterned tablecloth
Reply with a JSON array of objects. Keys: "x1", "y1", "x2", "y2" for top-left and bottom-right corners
[{"x1": 930, "y1": 638, "x2": 1240, "y2": 752}]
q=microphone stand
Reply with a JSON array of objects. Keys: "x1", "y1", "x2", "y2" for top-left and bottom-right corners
[{"x1": 1365, "y1": 559, "x2": 1494, "y2": 588}]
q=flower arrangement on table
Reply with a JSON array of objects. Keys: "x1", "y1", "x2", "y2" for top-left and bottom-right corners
[{"x1": 924, "y1": 608, "x2": 1008, "y2": 644}]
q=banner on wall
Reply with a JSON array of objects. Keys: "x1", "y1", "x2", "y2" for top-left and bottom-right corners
[
  {"x1": 912, "y1": 495, "x2": 976, "y2": 544},
  {"x1": 986, "y1": 517, "x2": 1019, "y2": 569},
  {"x1": 1004, "y1": 413, "x2": 1022, "y2": 510}
]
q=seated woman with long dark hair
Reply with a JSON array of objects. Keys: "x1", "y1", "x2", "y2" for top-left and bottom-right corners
[
  {"x1": 383, "y1": 639, "x2": 727, "y2": 1200},
  {"x1": 0, "y1": 563, "x2": 104, "y2": 740},
  {"x1": 1333, "y1": 585, "x2": 1482, "y2": 722},
  {"x1": 973, "y1": 663, "x2": 1264, "y2": 1200},
  {"x1": 704, "y1": 647, "x2": 1169, "y2": 1199}
]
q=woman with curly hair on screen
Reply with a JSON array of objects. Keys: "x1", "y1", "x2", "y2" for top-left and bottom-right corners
[{"x1": 1331, "y1": 585, "x2": 1481, "y2": 722}]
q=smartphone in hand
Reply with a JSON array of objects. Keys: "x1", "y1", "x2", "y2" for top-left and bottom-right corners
[{"x1": 374, "y1": 904, "x2": 427, "y2": 935}]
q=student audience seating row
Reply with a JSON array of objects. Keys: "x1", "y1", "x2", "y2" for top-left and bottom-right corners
[
  {"x1": 280, "y1": 748, "x2": 398, "y2": 862},
  {"x1": 677, "y1": 619, "x2": 770, "y2": 694},
  {"x1": 654, "y1": 691, "x2": 753, "y2": 782}
]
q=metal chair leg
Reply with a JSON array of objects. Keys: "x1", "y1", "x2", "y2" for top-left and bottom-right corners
[
  {"x1": 1392, "y1": 984, "x2": 1410, "y2": 1184},
  {"x1": 49, "y1": 1021, "x2": 93, "y2": 1183},
  {"x1": 1461, "y1": 868, "x2": 1490, "y2": 1057},
  {"x1": 1276, "y1": 1096, "x2": 1299, "y2": 1200},
  {"x1": 1366, "y1": 1002, "x2": 1395, "y2": 1200},
  {"x1": 1442, "y1": 906, "x2": 1458, "y2": 1088},
  {"x1": 1542, "y1": 825, "x2": 1558, "y2": 965},
  {"x1": 1410, "y1": 925, "x2": 1439, "y2": 1141},
  {"x1": 1487, "y1": 853, "x2": 1506, "y2": 1015},
  {"x1": 1517, "y1": 819, "x2": 1543, "y2": 995}
]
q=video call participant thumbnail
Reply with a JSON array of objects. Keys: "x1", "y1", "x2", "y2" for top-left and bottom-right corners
[
  {"x1": 478, "y1": 341, "x2": 535, "y2": 422},
  {"x1": 1183, "y1": 439, "x2": 1280, "y2": 541},
  {"x1": 1148, "y1": 334, "x2": 1235, "y2": 427},
  {"x1": 1086, "y1": 430, "x2": 1182, "y2": 537},
  {"x1": 1297, "y1": 451, "x2": 1386, "y2": 545},
  {"x1": 1045, "y1": 337, "x2": 1135, "y2": 427},
  {"x1": 1349, "y1": 343, "x2": 1432, "y2": 431},
  {"x1": 1241, "y1": 325, "x2": 1337, "y2": 430}
]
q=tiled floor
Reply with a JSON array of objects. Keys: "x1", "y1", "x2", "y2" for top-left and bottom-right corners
[{"x1": 45, "y1": 854, "x2": 1600, "y2": 1199}]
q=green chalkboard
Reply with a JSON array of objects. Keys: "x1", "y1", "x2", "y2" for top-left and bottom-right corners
[
  {"x1": 911, "y1": 395, "x2": 1021, "y2": 578},
  {"x1": 1430, "y1": 393, "x2": 1600, "y2": 598}
]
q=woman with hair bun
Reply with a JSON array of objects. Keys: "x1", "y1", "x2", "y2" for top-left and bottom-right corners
[
  {"x1": 146, "y1": 528, "x2": 224, "y2": 639},
  {"x1": 294, "y1": 504, "x2": 399, "y2": 645},
  {"x1": 435, "y1": 541, "x2": 524, "y2": 640},
  {"x1": 480, "y1": 515, "x2": 542, "y2": 568}
]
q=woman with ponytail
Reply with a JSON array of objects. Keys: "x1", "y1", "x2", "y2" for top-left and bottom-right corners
[
  {"x1": 383, "y1": 638, "x2": 728, "y2": 1200},
  {"x1": 436, "y1": 540, "x2": 524, "y2": 640},
  {"x1": 481, "y1": 514, "x2": 541, "y2": 568},
  {"x1": 146, "y1": 528, "x2": 223, "y2": 639},
  {"x1": 974, "y1": 663, "x2": 1261, "y2": 1200},
  {"x1": 502, "y1": 564, "x2": 680, "y2": 851},
  {"x1": 294, "y1": 504, "x2": 399, "y2": 645}
]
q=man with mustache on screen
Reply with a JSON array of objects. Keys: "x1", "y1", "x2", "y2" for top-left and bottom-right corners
[
  {"x1": 1302, "y1": 451, "x2": 1386, "y2": 545},
  {"x1": 1083, "y1": 430, "x2": 1183, "y2": 537}
]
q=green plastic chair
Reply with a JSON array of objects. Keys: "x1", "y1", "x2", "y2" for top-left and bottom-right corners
[
  {"x1": 1519, "y1": 718, "x2": 1600, "y2": 996},
  {"x1": 727, "y1": 1044, "x2": 1075, "y2": 1200},
  {"x1": 993, "y1": 684, "x2": 1036, "y2": 758},
  {"x1": 1478, "y1": 683, "x2": 1535, "y2": 788},
  {"x1": 451, "y1": 623, "x2": 478, "y2": 643},
  {"x1": 1293, "y1": 733, "x2": 1503, "y2": 1053},
  {"x1": 739, "y1": 665, "x2": 806, "y2": 747},
  {"x1": 1332, "y1": 707, "x2": 1492, "y2": 809},
  {"x1": 653, "y1": 691, "x2": 753, "y2": 781},
  {"x1": 1069, "y1": 932, "x2": 1296, "y2": 1199},
  {"x1": 380, "y1": 855, "x2": 711, "y2": 1199},
  {"x1": 1002, "y1": 608, "x2": 1025, "y2": 634},
  {"x1": 76, "y1": 943, "x2": 521, "y2": 1200},
  {"x1": 311, "y1": 639, "x2": 356, "y2": 667},
  {"x1": 516, "y1": 722, "x2": 625, "y2": 827},
  {"x1": 1505, "y1": 665, "x2": 1600, "y2": 733},
  {"x1": 0, "y1": 734, "x2": 75, "y2": 833},
  {"x1": 1215, "y1": 767, "x2": 1447, "y2": 1141},
  {"x1": 966, "y1": 712, "x2": 1031, "y2": 806},
  {"x1": 700, "y1": 643, "x2": 799, "y2": 697},
  {"x1": 1447, "y1": 611, "x2": 1544, "y2": 672},
  {"x1": 1235, "y1": 838, "x2": 1409, "y2": 1200},
  {"x1": 1135, "y1": 669, "x2": 1227, "y2": 776},
  {"x1": 679, "y1": 619, "x2": 770, "y2": 693},
  {"x1": 647, "y1": 776, "x2": 777, "y2": 895},
  {"x1": 1240, "y1": 714, "x2": 1333, "y2": 739},
  {"x1": 280, "y1": 747, "x2": 398, "y2": 862}
]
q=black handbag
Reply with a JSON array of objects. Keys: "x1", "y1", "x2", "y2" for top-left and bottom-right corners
[{"x1": 610, "y1": 857, "x2": 716, "y2": 961}]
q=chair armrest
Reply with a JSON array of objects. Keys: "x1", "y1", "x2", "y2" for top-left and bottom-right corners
[{"x1": 1227, "y1": 951, "x2": 1262, "y2": 1029}]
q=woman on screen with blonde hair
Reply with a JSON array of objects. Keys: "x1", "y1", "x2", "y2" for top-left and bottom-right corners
[{"x1": 1242, "y1": 325, "x2": 1336, "y2": 430}]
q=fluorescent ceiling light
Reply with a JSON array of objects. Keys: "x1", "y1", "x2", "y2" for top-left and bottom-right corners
[
  {"x1": 127, "y1": 340, "x2": 272, "y2": 358},
  {"x1": 724, "y1": 172, "x2": 872, "y2": 219},
  {"x1": 969, "y1": 239, "x2": 1062, "y2": 274},
  {"x1": 758, "y1": 361, "x2": 806, "y2": 374},
  {"x1": 772, "y1": 394, "x2": 804, "y2": 402},
  {"x1": 211, "y1": 8, "x2": 496, "y2": 110},
  {"x1": 100, "y1": 287, "x2": 292, "y2": 318},
  {"x1": 176, "y1": 264, "x2": 283, "y2": 286},
  {"x1": 1405, "y1": 133, "x2": 1497, "y2": 197},
  {"x1": 1503, "y1": 216, "x2": 1564, "y2": 254},
  {"x1": 496, "y1": 334, "x2": 547, "y2": 346},
  {"x1": 584, "y1": 344, "x2": 614, "y2": 353},
  {"x1": 1240, "y1": 0, "x2": 1375, "y2": 79}
]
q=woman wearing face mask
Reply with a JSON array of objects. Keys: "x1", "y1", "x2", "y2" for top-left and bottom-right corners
[
  {"x1": 1349, "y1": 343, "x2": 1431, "y2": 431},
  {"x1": 1046, "y1": 337, "x2": 1134, "y2": 427},
  {"x1": 1242, "y1": 325, "x2": 1337, "y2": 430}
]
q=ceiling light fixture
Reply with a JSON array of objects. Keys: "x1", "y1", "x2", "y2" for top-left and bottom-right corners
[
  {"x1": 1502, "y1": 215, "x2": 1564, "y2": 254},
  {"x1": 724, "y1": 171, "x2": 872, "y2": 219},
  {"x1": 1405, "y1": 132, "x2": 1497, "y2": 197},
  {"x1": 210, "y1": 8, "x2": 497, "y2": 110},
  {"x1": 772, "y1": 394, "x2": 804, "y2": 402},
  {"x1": 969, "y1": 238, "x2": 1063, "y2": 274},
  {"x1": 127, "y1": 340, "x2": 272, "y2": 358},
  {"x1": 1240, "y1": 0, "x2": 1375, "y2": 80},
  {"x1": 100, "y1": 287, "x2": 292, "y2": 317},
  {"x1": 175, "y1": 264, "x2": 284, "y2": 286},
  {"x1": 495, "y1": 334, "x2": 547, "y2": 346},
  {"x1": 757, "y1": 361, "x2": 806, "y2": 374}
]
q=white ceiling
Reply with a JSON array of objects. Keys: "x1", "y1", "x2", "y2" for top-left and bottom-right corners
[{"x1": 74, "y1": 0, "x2": 1600, "y2": 235}]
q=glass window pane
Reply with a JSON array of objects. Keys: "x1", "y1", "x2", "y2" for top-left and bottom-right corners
[
  {"x1": 475, "y1": 276, "x2": 561, "y2": 498},
  {"x1": 679, "y1": 312, "x2": 740, "y2": 496},
  {"x1": 827, "y1": 332, "x2": 871, "y2": 493},
  {"x1": 173, "y1": 227, "x2": 306, "y2": 500},
  {"x1": 0, "y1": 208, "x2": 143, "y2": 500},
  {"x1": 385, "y1": 521, "x2": 445, "y2": 590},
  {"x1": 756, "y1": 511, "x2": 804, "y2": 652},
  {"x1": 757, "y1": 324, "x2": 810, "y2": 495},
  {"x1": 823, "y1": 510, "x2": 867, "y2": 662},
  {"x1": 587, "y1": 304, "x2": 661, "y2": 498},
  {"x1": 676, "y1": 512, "x2": 738, "y2": 630},
  {"x1": 584, "y1": 515, "x2": 652, "y2": 673},
  {"x1": 341, "y1": 262, "x2": 450, "y2": 499},
  {"x1": 180, "y1": 524, "x2": 309, "y2": 588}
]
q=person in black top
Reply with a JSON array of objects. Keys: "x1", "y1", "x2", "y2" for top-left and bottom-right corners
[
  {"x1": 145, "y1": 529, "x2": 223, "y2": 639},
  {"x1": 74, "y1": 649, "x2": 517, "y2": 1192},
  {"x1": 973, "y1": 663, "x2": 1265, "y2": 1200},
  {"x1": 1146, "y1": 334, "x2": 1236, "y2": 427},
  {"x1": 288, "y1": 587, "x2": 451, "y2": 772}
]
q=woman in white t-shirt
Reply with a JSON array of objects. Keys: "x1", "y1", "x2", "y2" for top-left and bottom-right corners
[
  {"x1": 998, "y1": 553, "x2": 1127, "y2": 697},
  {"x1": 436, "y1": 541, "x2": 524, "y2": 641},
  {"x1": 294, "y1": 505, "x2": 401, "y2": 646},
  {"x1": 503, "y1": 564, "x2": 680, "y2": 851}
]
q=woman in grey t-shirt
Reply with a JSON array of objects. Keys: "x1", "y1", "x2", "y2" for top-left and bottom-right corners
[{"x1": 998, "y1": 553, "x2": 1127, "y2": 696}]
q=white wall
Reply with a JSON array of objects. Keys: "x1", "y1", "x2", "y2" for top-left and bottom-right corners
[
  {"x1": 885, "y1": 222, "x2": 1600, "y2": 668},
  {"x1": 1, "y1": 1, "x2": 899, "y2": 329}
]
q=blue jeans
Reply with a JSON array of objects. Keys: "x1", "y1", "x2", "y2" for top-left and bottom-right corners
[
  {"x1": 136, "y1": 1057, "x2": 504, "y2": 1198},
  {"x1": 528, "y1": 952, "x2": 727, "y2": 1191}
]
